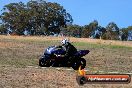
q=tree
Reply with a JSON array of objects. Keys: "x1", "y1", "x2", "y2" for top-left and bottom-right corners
[
  {"x1": 120, "y1": 26, "x2": 132, "y2": 41},
  {"x1": 102, "y1": 22, "x2": 120, "y2": 40},
  {"x1": 88, "y1": 20, "x2": 98, "y2": 37},
  {"x1": 81, "y1": 20, "x2": 102, "y2": 38},
  {"x1": 26, "y1": 0, "x2": 73, "y2": 35},
  {"x1": 120, "y1": 28, "x2": 128, "y2": 41},
  {"x1": 1, "y1": 2, "x2": 29, "y2": 35},
  {"x1": 0, "y1": 0, "x2": 73, "y2": 35},
  {"x1": 64, "y1": 24, "x2": 82, "y2": 37},
  {"x1": 94, "y1": 26, "x2": 106, "y2": 39},
  {"x1": 81, "y1": 25, "x2": 89, "y2": 38},
  {"x1": 0, "y1": 24, "x2": 7, "y2": 34}
]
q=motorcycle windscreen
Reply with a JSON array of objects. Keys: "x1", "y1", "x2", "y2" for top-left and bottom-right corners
[{"x1": 44, "y1": 46, "x2": 56, "y2": 54}]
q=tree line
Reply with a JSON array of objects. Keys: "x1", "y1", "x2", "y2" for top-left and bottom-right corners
[
  {"x1": 64, "y1": 21, "x2": 132, "y2": 41},
  {"x1": 0, "y1": 0, "x2": 132, "y2": 41}
]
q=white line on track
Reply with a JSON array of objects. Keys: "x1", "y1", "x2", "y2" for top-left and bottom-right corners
[
  {"x1": 56, "y1": 68, "x2": 61, "y2": 70},
  {"x1": 98, "y1": 71, "x2": 105, "y2": 73},
  {"x1": 108, "y1": 72, "x2": 120, "y2": 74},
  {"x1": 27, "y1": 66, "x2": 34, "y2": 68},
  {"x1": 27, "y1": 66, "x2": 132, "y2": 75},
  {"x1": 126, "y1": 73, "x2": 132, "y2": 75},
  {"x1": 66, "y1": 68, "x2": 73, "y2": 71}
]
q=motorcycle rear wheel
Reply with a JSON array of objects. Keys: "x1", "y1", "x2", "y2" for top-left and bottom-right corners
[
  {"x1": 72, "y1": 58, "x2": 86, "y2": 70},
  {"x1": 80, "y1": 58, "x2": 86, "y2": 69}
]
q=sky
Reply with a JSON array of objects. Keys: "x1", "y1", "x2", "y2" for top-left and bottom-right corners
[{"x1": 0, "y1": 0, "x2": 132, "y2": 28}]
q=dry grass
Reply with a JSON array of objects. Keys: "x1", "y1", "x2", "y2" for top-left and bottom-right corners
[
  {"x1": 0, "y1": 66, "x2": 132, "y2": 88},
  {"x1": 0, "y1": 35, "x2": 132, "y2": 88},
  {"x1": 0, "y1": 35, "x2": 132, "y2": 47}
]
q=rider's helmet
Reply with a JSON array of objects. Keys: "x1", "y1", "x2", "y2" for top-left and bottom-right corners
[{"x1": 61, "y1": 39, "x2": 69, "y2": 45}]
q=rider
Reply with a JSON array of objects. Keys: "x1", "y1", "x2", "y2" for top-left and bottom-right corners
[{"x1": 61, "y1": 39, "x2": 77, "y2": 59}]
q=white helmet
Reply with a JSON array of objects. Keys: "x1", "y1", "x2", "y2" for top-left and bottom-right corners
[{"x1": 61, "y1": 39, "x2": 69, "y2": 45}]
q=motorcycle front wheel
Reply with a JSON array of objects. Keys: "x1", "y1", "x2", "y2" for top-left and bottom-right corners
[{"x1": 39, "y1": 56, "x2": 51, "y2": 67}]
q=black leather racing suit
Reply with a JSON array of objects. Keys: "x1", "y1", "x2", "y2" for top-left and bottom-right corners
[{"x1": 63, "y1": 42, "x2": 77, "y2": 59}]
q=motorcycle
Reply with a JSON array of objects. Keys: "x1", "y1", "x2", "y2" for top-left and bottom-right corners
[{"x1": 39, "y1": 46, "x2": 90, "y2": 70}]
